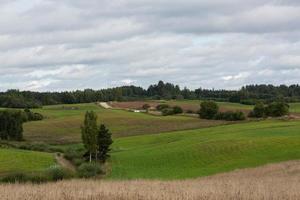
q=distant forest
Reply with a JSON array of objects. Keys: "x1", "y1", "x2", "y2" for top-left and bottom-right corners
[{"x1": 0, "y1": 81, "x2": 300, "y2": 108}]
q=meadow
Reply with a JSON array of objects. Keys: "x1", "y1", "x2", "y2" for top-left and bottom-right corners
[
  {"x1": 109, "y1": 119, "x2": 300, "y2": 179},
  {"x1": 0, "y1": 148, "x2": 55, "y2": 175}
]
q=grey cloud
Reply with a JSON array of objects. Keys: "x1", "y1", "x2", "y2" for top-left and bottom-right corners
[{"x1": 0, "y1": 0, "x2": 299, "y2": 91}]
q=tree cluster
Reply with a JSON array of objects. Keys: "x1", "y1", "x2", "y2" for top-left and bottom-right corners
[
  {"x1": 249, "y1": 101, "x2": 289, "y2": 118},
  {"x1": 199, "y1": 101, "x2": 246, "y2": 121},
  {"x1": 81, "y1": 111, "x2": 113, "y2": 163},
  {"x1": 0, "y1": 110, "x2": 24, "y2": 141}
]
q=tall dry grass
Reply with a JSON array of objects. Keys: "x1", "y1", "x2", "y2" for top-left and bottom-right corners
[{"x1": 1, "y1": 161, "x2": 299, "y2": 200}]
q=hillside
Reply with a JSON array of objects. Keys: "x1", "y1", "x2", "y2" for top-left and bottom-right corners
[
  {"x1": 0, "y1": 149, "x2": 55, "y2": 175},
  {"x1": 110, "y1": 120, "x2": 300, "y2": 179}
]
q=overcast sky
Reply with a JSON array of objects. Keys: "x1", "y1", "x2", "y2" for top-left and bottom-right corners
[{"x1": 0, "y1": 0, "x2": 299, "y2": 91}]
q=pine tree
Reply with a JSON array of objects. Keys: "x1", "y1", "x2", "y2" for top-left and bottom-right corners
[
  {"x1": 97, "y1": 124, "x2": 113, "y2": 162},
  {"x1": 81, "y1": 111, "x2": 98, "y2": 162}
]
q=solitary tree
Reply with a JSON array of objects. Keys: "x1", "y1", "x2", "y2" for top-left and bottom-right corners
[
  {"x1": 97, "y1": 124, "x2": 113, "y2": 162},
  {"x1": 81, "y1": 111, "x2": 98, "y2": 162}
]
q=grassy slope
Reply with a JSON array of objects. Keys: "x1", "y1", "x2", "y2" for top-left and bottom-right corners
[
  {"x1": 109, "y1": 119, "x2": 300, "y2": 179},
  {"x1": 290, "y1": 103, "x2": 300, "y2": 113},
  {"x1": 24, "y1": 103, "x2": 225, "y2": 144},
  {"x1": 0, "y1": 148, "x2": 55, "y2": 175}
]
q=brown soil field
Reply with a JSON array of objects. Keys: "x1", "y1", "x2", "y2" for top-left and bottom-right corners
[
  {"x1": 109, "y1": 101, "x2": 251, "y2": 114},
  {"x1": 1, "y1": 160, "x2": 299, "y2": 200}
]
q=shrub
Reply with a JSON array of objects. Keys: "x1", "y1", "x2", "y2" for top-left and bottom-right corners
[
  {"x1": 173, "y1": 106, "x2": 183, "y2": 114},
  {"x1": 64, "y1": 147, "x2": 84, "y2": 162},
  {"x1": 156, "y1": 104, "x2": 170, "y2": 111},
  {"x1": 249, "y1": 101, "x2": 289, "y2": 118},
  {"x1": 1, "y1": 172, "x2": 28, "y2": 183},
  {"x1": 161, "y1": 108, "x2": 174, "y2": 116},
  {"x1": 248, "y1": 102, "x2": 265, "y2": 118},
  {"x1": 46, "y1": 165, "x2": 69, "y2": 181},
  {"x1": 215, "y1": 111, "x2": 246, "y2": 121},
  {"x1": 265, "y1": 102, "x2": 289, "y2": 117},
  {"x1": 186, "y1": 110, "x2": 195, "y2": 114},
  {"x1": 199, "y1": 101, "x2": 219, "y2": 119},
  {"x1": 142, "y1": 104, "x2": 151, "y2": 110},
  {"x1": 78, "y1": 163, "x2": 102, "y2": 178}
]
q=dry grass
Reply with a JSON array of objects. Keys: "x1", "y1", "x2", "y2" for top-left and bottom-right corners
[{"x1": 1, "y1": 161, "x2": 299, "y2": 200}]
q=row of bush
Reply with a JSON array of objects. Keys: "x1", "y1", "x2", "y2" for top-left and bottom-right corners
[
  {"x1": 156, "y1": 104, "x2": 183, "y2": 116},
  {"x1": 248, "y1": 102, "x2": 289, "y2": 118},
  {"x1": 0, "y1": 165, "x2": 73, "y2": 183},
  {"x1": 199, "y1": 101, "x2": 246, "y2": 121},
  {"x1": 0, "y1": 162, "x2": 103, "y2": 184}
]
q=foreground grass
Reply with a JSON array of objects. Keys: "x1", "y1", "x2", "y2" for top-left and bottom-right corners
[
  {"x1": 0, "y1": 148, "x2": 55, "y2": 175},
  {"x1": 1, "y1": 161, "x2": 299, "y2": 200},
  {"x1": 24, "y1": 103, "x2": 225, "y2": 144},
  {"x1": 110, "y1": 119, "x2": 300, "y2": 179}
]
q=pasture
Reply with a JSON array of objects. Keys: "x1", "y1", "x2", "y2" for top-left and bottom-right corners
[
  {"x1": 109, "y1": 119, "x2": 300, "y2": 179},
  {"x1": 0, "y1": 148, "x2": 55, "y2": 175}
]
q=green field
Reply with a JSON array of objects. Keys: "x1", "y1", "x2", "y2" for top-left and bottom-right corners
[
  {"x1": 109, "y1": 119, "x2": 300, "y2": 179},
  {"x1": 24, "y1": 103, "x2": 226, "y2": 144},
  {"x1": 0, "y1": 148, "x2": 55, "y2": 175},
  {"x1": 290, "y1": 103, "x2": 300, "y2": 113}
]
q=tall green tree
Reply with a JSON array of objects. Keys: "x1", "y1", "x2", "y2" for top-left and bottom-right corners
[
  {"x1": 81, "y1": 111, "x2": 98, "y2": 162},
  {"x1": 97, "y1": 124, "x2": 113, "y2": 162}
]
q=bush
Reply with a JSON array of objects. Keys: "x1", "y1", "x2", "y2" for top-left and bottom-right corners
[
  {"x1": 142, "y1": 104, "x2": 151, "y2": 110},
  {"x1": 0, "y1": 172, "x2": 49, "y2": 183},
  {"x1": 78, "y1": 163, "x2": 102, "y2": 178},
  {"x1": 173, "y1": 106, "x2": 183, "y2": 114},
  {"x1": 64, "y1": 147, "x2": 84, "y2": 162},
  {"x1": 265, "y1": 102, "x2": 289, "y2": 117},
  {"x1": 1, "y1": 172, "x2": 28, "y2": 183},
  {"x1": 161, "y1": 108, "x2": 174, "y2": 116},
  {"x1": 199, "y1": 101, "x2": 219, "y2": 119},
  {"x1": 249, "y1": 101, "x2": 289, "y2": 118},
  {"x1": 186, "y1": 110, "x2": 195, "y2": 114},
  {"x1": 156, "y1": 104, "x2": 170, "y2": 111},
  {"x1": 46, "y1": 165, "x2": 69, "y2": 181},
  {"x1": 215, "y1": 111, "x2": 246, "y2": 121},
  {"x1": 248, "y1": 102, "x2": 265, "y2": 118}
]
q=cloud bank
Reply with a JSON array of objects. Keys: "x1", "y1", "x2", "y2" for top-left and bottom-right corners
[{"x1": 0, "y1": 0, "x2": 299, "y2": 91}]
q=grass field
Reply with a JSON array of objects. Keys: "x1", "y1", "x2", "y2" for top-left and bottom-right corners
[
  {"x1": 290, "y1": 103, "x2": 300, "y2": 113},
  {"x1": 0, "y1": 148, "x2": 55, "y2": 175},
  {"x1": 23, "y1": 103, "x2": 226, "y2": 144},
  {"x1": 109, "y1": 119, "x2": 300, "y2": 179}
]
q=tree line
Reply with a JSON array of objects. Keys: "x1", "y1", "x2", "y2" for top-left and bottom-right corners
[{"x1": 1, "y1": 81, "x2": 300, "y2": 108}]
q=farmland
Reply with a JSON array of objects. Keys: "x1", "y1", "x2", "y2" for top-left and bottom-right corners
[
  {"x1": 0, "y1": 148, "x2": 55, "y2": 175},
  {"x1": 23, "y1": 103, "x2": 227, "y2": 144}
]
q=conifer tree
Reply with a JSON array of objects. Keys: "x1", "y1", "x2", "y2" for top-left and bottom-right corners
[{"x1": 97, "y1": 124, "x2": 113, "y2": 162}]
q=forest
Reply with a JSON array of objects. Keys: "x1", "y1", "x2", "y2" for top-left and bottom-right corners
[{"x1": 0, "y1": 81, "x2": 300, "y2": 108}]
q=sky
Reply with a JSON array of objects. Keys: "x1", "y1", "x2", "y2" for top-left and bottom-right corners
[{"x1": 0, "y1": 0, "x2": 299, "y2": 91}]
